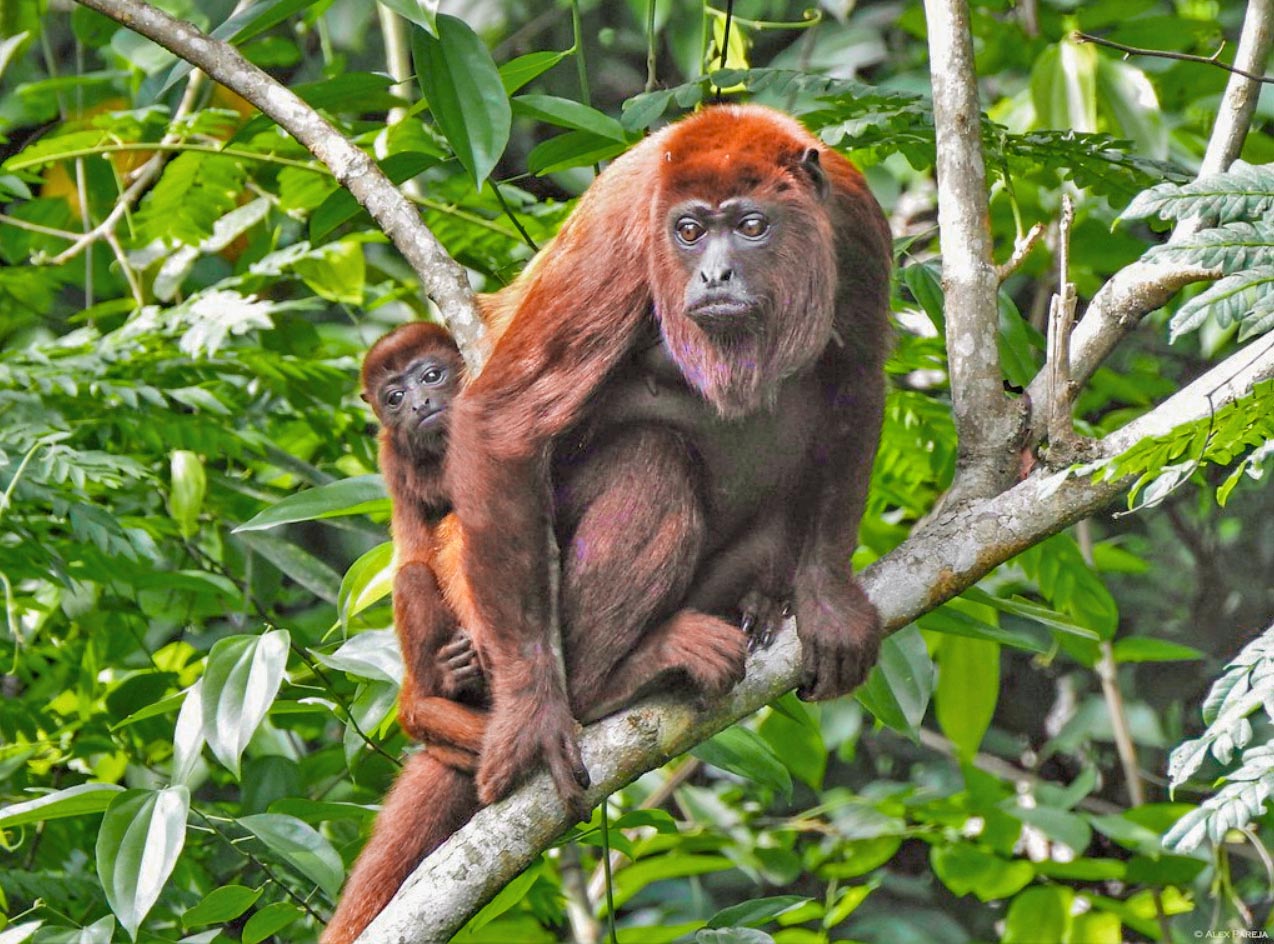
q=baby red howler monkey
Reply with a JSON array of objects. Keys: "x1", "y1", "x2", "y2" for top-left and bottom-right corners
[{"x1": 321, "y1": 322, "x2": 485, "y2": 944}]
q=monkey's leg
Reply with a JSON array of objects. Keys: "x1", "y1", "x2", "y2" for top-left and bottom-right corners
[{"x1": 557, "y1": 428, "x2": 746, "y2": 721}]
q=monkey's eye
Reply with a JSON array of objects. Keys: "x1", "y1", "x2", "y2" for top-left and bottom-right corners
[
  {"x1": 675, "y1": 218, "x2": 706, "y2": 245},
  {"x1": 421, "y1": 367, "x2": 445, "y2": 385},
  {"x1": 737, "y1": 215, "x2": 770, "y2": 239},
  {"x1": 384, "y1": 389, "x2": 405, "y2": 408}
]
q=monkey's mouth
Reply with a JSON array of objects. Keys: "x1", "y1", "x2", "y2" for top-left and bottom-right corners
[
  {"x1": 416, "y1": 409, "x2": 446, "y2": 428},
  {"x1": 688, "y1": 299, "x2": 762, "y2": 333}
]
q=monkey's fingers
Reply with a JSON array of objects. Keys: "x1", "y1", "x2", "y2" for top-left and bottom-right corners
[
  {"x1": 738, "y1": 590, "x2": 786, "y2": 653},
  {"x1": 439, "y1": 635, "x2": 474, "y2": 659}
]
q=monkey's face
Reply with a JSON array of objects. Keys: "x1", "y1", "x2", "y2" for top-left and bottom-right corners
[
  {"x1": 664, "y1": 197, "x2": 785, "y2": 340},
  {"x1": 371, "y1": 352, "x2": 461, "y2": 460}
]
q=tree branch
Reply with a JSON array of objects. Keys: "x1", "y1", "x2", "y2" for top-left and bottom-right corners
[
  {"x1": 72, "y1": 0, "x2": 488, "y2": 372},
  {"x1": 923, "y1": 0, "x2": 1025, "y2": 500}
]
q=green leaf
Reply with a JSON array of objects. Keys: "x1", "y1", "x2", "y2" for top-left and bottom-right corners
[
  {"x1": 182, "y1": 885, "x2": 263, "y2": 928},
  {"x1": 239, "y1": 813, "x2": 344, "y2": 899},
  {"x1": 338, "y1": 541, "x2": 395, "y2": 628},
  {"x1": 294, "y1": 239, "x2": 366, "y2": 305},
  {"x1": 758, "y1": 695, "x2": 826, "y2": 790},
  {"x1": 527, "y1": 130, "x2": 628, "y2": 175},
  {"x1": 1070, "y1": 911, "x2": 1122, "y2": 944},
  {"x1": 1121, "y1": 160, "x2": 1274, "y2": 225},
  {"x1": 412, "y1": 14, "x2": 511, "y2": 186},
  {"x1": 0, "y1": 783, "x2": 124, "y2": 827},
  {"x1": 513, "y1": 94, "x2": 627, "y2": 141},
  {"x1": 918, "y1": 604, "x2": 1046, "y2": 653},
  {"x1": 236, "y1": 475, "x2": 390, "y2": 531},
  {"x1": 692, "y1": 726, "x2": 792, "y2": 799},
  {"x1": 930, "y1": 843, "x2": 1034, "y2": 901},
  {"x1": 1006, "y1": 804, "x2": 1092, "y2": 853},
  {"x1": 467, "y1": 862, "x2": 542, "y2": 932},
  {"x1": 1031, "y1": 39, "x2": 1097, "y2": 134},
  {"x1": 317, "y1": 628, "x2": 402, "y2": 686},
  {"x1": 1111, "y1": 637, "x2": 1204, "y2": 663},
  {"x1": 172, "y1": 680, "x2": 206, "y2": 787},
  {"x1": 855, "y1": 626, "x2": 935, "y2": 737},
  {"x1": 96, "y1": 787, "x2": 190, "y2": 941},
  {"x1": 377, "y1": 0, "x2": 438, "y2": 35},
  {"x1": 706, "y1": 896, "x2": 809, "y2": 929},
  {"x1": 201, "y1": 630, "x2": 291, "y2": 778},
  {"x1": 935, "y1": 635, "x2": 1000, "y2": 760},
  {"x1": 168, "y1": 449, "x2": 206, "y2": 539},
  {"x1": 610, "y1": 854, "x2": 734, "y2": 911},
  {"x1": 695, "y1": 930, "x2": 774, "y2": 944},
  {"x1": 235, "y1": 531, "x2": 343, "y2": 603},
  {"x1": 901, "y1": 262, "x2": 944, "y2": 332},
  {"x1": 242, "y1": 902, "x2": 305, "y2": 944},
  {"x1": 500, "y1": 50, "x2": 570, "y2": 95},
  {"x1": 1003, "y1": 886, "x2": 1072, "y2": 943}
]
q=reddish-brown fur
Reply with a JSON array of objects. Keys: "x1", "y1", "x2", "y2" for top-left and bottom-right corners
[{"x1": 445, "y1": 104, "x2": 892, "y2": 813}]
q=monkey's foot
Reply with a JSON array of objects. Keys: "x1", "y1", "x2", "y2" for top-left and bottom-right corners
[
  {"x1": 658, "y1": 610, "x2": 748, "y2": 701},
  {"x1": 476, "y1": 694, "x2": 590, "y2": 820},
  {"x1": 793, "y1": 567, "x2": 882, "y2": 701}
]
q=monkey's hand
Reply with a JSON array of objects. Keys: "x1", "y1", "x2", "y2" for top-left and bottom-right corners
[
  {"x1": 792, "y1": 564, "x2": 881, "y2": 701},
  {"x1": 476, "y1": 692, "x2": 591, "y2": 820},
  {"x1": 737, "y1": 590, "x2": 790, "y2": 653},
  {"x1": 437, "y1": 629, "x2": 487, "y2": 700}
]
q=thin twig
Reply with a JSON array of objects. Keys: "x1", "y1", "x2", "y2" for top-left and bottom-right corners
[
  {"x1": 995, "y1": 221, "x2": 1045, "y2": 283},
  {"x1": 1045, "y1": 195, "x2": 1080, "y2": 457},
  {"x1": 558, "y1": 843, "x2": 601, "y2": 944},
  {"x1": 1081, "y1": 521, "x2": 1171, "y2": 943},
  {"x1": 585, "y1": 756, "x2": 701, "y2": 901},
  {"x1": 1073, "y1": 30, "x2": 1274, "y2": 85},
  {"x1": 645, "y1": 0, "x2": 658, "y2": 93}
]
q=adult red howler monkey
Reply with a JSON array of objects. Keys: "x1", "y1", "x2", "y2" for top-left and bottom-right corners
[{"x1": 448, "y1": 103, "x2": 891, "y2": 813}]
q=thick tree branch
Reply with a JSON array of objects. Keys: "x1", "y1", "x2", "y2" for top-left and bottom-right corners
[
  {"x1": 73, "y1": 0, "x2": 488, "y2": 371},
  {"x1": 923, "y1": 0, "x2": 1025, "y2": 500}
]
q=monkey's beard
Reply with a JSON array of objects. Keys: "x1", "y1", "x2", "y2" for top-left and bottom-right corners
[{"x1": 659, "y1": 303, "x2": 781, "y2": 419}]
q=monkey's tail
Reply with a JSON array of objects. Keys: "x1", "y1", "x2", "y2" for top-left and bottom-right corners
[{"x1": 321, "y1": 751, "x2": 479, "y2": 944}]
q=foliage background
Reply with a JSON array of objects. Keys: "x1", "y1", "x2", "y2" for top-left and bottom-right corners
[{"x1": 2, "y1": 0, "x2": 1274, "y2": 942}]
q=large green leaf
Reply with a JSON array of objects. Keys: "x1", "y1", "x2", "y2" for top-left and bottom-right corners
[
  {"x1": 201, "y1": 630, "x2": 291, "y2": 778},
  {"x1": 235, "y1": 474, "x2": 389, "y2": 532},
  {"x1": 935, "y1": 634, "x2": 1000, "y2": 760},
  {"x1": 855, "y1": 626, "x2": 935, "y2": 737},
  {"x1": 97, "y1": 787, "x2": 190, "y2": 941},
  {"x1": 239, "y1": 813, "x2": 344, "y2": 899},
  {"x1": 0, "y1": 783, "x2": 124, "y2": 827},
  {"x1": 692, "y1": 726, "x2": 792, "y2": 799},
  {"x1": 412, "y1": 14, "x2": 511, "y2": 186}
]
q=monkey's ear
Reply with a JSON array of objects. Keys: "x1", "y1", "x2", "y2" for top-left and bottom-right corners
[
  {"x1": 797, "y1": 147, "x2": 829, "y2": 201},
  {"x1": 359, "y1": 390, "x2": 371, "y2": 403}
]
